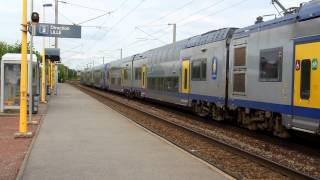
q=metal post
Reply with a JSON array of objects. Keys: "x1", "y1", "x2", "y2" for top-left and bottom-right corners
[
  {"x1": 54, "y1": 64, "x2": 57, "y2": 92},
  {"x1": 55, "y1": 0, "x2": 58, "y2": 48},
  {"x1": 54, "y1": 0, "x2": 58, "y2": 95},
  {"x1": 16, "y1": 0, "x2": 32, "y2": 137},
  {"x1": 51, "y1": 62, "x2": 54, "y2": 95},
  {"x1": 41, "y1": 4, "x2": 52, "y2": 103},
  {"x1": 168, "y1": 23, "x2": 176, "y2": 43},
  {"x1": 28, "y1": 0, "x2": 33, "y2": 123},
  {"x1": 48, "y1": 61, "x2": 50, "y2": 94},
  {"x1": 120, "y1": 48, "x2": 123, "y2": 61},
  {"x1": 173, "y1": 24, "x2": 176, "y2": 43},
  {"x1": 103, "y1": 57, "x2": 104, "y2": 64}
]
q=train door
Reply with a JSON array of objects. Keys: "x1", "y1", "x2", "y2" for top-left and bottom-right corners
[
  {"x1": 181, "y1": 60, "x2": 190, "y2": 93},
  {"x1": 141, "y1": 65, "x2": 147, "y2": 89},
  {"x1": 294, "y1": 41, "x2": 320, "y2": 110}
]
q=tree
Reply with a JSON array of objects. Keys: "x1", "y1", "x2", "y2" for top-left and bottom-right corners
[
  {"x1": 58, "y1": 64, "x2": 78, "y2": 82},
  {"x1": 0, "y1": 41, "x2": 41, "y2": 60}
]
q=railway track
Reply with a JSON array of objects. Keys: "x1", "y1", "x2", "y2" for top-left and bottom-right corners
[{"x1": 70, "y1": 82, "x2": 318, "y2": 180}]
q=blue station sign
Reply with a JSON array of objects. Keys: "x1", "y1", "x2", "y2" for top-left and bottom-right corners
[{"x1": 30, "y1": 23, "x2": 81, "y2": 38}]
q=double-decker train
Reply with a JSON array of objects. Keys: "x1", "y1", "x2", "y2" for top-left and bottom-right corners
[{"x1": 81, "y1": 0, "x2": 320, "y2": 137}]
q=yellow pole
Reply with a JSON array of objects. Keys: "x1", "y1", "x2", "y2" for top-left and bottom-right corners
[
  {"x1": 52, "y1": 63, "x2": 55, "y2": 95},
  {"x1": 51, "y1": 62, "x2": 54, "y2": 94},
  {"x1": 16, "y1": 0, "x2": 32, "y2": 137},
  {"x1": 48, "y1": 61, "x2": 50, "y2": 95},
  {"x1": 41, "y1": 49, "x2": 46, "y2": 102},
  {"x1": 41, "y1": 7, "x2": 47, "y2": 103}
]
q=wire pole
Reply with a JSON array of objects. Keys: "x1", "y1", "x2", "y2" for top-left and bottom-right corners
[
  {"x1": 168, "y1": 23, "x2": 176, "y2": 43},
  {"x1": 28, "y1": 0, "x2": 34, "y2": 123},
  {"x1": 54, "y1": 0, "x2": 58, "y2": 95},
  {"x1": 55, "y1": 0, "x2": 58, "y2": 48},
  {"x1": 120, "y1": 48, "x2": 123, "y2": 61},
  {"x1": 41, "y1": 4, "x2": 52, "y2": 103}
]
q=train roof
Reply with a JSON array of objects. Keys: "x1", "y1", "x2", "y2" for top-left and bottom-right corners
[
  {"x1": 134, "y1": 27, "x2": 236, "y2": 58},
  {"x1": 234, "y1": 0, "x2": 320, "y2": 39},
  {"x1": 91, "y1": 64, "x2": 106, "y2": 70},
  {"x1": 184, "y1": 28, "x2": 237, "y2": 49}
]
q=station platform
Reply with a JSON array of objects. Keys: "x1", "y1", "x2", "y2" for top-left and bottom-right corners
[{"x1": 20, "y1": 84, "x2": 232, "y2": 180}]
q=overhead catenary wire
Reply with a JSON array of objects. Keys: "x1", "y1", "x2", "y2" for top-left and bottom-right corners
[
  {"x1": 138, "y1": 0, "x2": 195, "y2": 27},
  {"x1": 136, "y1": 0, "x2": 227, "y2": 39},
  {"x1": 88, "y1": 0, "x2": 146, "y2": 52},
  {"x1": 60, "y1": 0, "x2": 130, "y2": 62},
  {"x1": 180, "y1": 0, "x2": 250, "y2": 27},
  {"x1": 136, "y1": 0, "x2": 250, "y2": 43},
  {"x1": 58, "y1": 1, "x2": 110, "y2": 13},
  {"x1": 135, "y1": 27, "x2": 167, "y2": 44},
  {"x1": 96, "y1": 0, "x2": 231, "y2": 60},
  {"x1": 58, "y1": 11, "x2": 76, "y2": 24},
  {"x1": 77, "y1": 11, "x2": 113, "y2": 25},
  {"x1": 64, "y1": 0, "x2": 251, "y2": 69}
]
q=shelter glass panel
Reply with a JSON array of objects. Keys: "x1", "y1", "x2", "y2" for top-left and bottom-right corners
[{"x1": 4, "y1": 64, "x2": 21, "y2": 107}]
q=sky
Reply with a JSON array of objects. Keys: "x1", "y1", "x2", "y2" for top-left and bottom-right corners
[{"x1": 0, "y1": 0, "x2": 305, "y2": 69}]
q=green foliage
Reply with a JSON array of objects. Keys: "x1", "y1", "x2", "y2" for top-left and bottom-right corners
[
  {"x1": 0, "y1": 41, "x2": 77, "y2": 82},
  {"x1": 0, "y1": 41, "x2": 41, "y2": 61},
  {"x1": 58, "y1": 64, "x2": 78, "y2": 82},
  {"x1": 0, "y1": 41, "x2": 22, "y2": 60}
]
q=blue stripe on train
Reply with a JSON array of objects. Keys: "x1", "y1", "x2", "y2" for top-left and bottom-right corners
[
  {"x1": 230, "y1": 99, "x2": 320, "y2": 120},
  {"x1": 128, "y1": 87, "x2": 320, "y2": 120}
]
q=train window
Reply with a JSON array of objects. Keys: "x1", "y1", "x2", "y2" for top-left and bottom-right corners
[
  {"x1": 147, "y1": 77, "x2": 154, "y2": 90},
  {"x1": 201, "y1": 60, "x2": 207, "y2": 80},
  {"x1": 111, "y1": 77, "x2": 116, "y2": 85},
  {"x1": 123, "y1": 69, "x2": 128, "y2": 80},
  {"x1": 135, "y1": 68, "x2": 141, "y2": 80},
  {"x1": 234, "y1": 47, "x2": 246, "y2": 67},
  {"x1": 117, "y1": 78, "x2": 121, "y2": 85},
  {"x1": 192, "y1": 61, "x2": 201, "y2": 80},
  {"x1": 300, "y1": 59, "x2": 311, "y2": 100},
  {"x1": 233, "y1": 73, "x2": 245, "y2": 93},
  {"x1": 173, "y1": 77, "x2": 179, "y2": 92},
  {"x1": 259, "y1": 47, "x2": 283, "y2": 82},
  {"x1": 191, "y1": 59, "x2": 207, "y2": 81}
]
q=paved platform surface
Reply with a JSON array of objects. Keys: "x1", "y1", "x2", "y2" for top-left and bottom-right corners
[{"x1": 20, "y1": 84, "x2": 232, "y2": 180}]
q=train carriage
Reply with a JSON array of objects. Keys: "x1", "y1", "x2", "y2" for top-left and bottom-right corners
[
  {"x1": 80, "y1": 0, "x2": 320, "y2": 137},
  {"x1": 131, "y1": 53, "x2": 149, "y2": 98},
  {"x1": 180, "y1": 28, "x2": 236, "y2": 118},
  {"x1": 92, "y1": 64, "x2": 107, "y2": 89},
  {"x1": 108, "y1": 60, "x2": 122, "y2": 92},
  {"x1": 228, "y1": 0, "x2": 320, "y2": 136},
  {"x1": 119, "y1": 56, "x2": 134, "y2": 95},
  {"x1": 143, "y1": 40, "x2": 188, "y2": 105}
]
